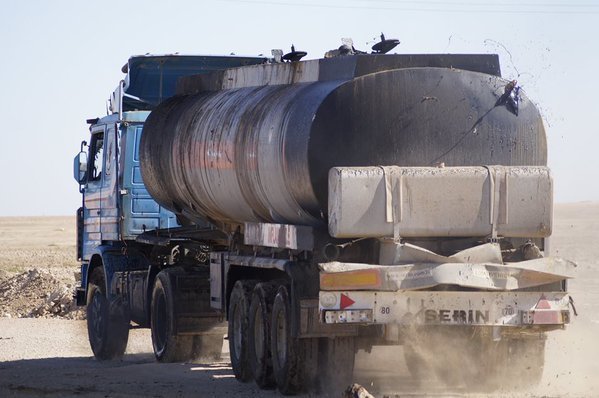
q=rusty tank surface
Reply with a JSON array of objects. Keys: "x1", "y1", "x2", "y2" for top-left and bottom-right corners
[{"x1": 140, "y1": 54, "x2": 547, "y2": 227}]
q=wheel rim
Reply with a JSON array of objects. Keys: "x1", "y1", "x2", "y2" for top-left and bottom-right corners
[
  {"x1": 154, "y1": 290, "x2": 168, "y2": 353},
  {"x1": 233, "y1": 301, "x2": 243, "y2": 361},
  {"x1": 253, "y1": 306, "x2": 264, "y2": 361},
  {"x1": 275, "y1": 308, "x2": 287, "y2": 365}
]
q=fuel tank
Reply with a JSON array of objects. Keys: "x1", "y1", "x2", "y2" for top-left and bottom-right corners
[{"x1": 140, "y1": 59, "x2": 547, "y2": 227}]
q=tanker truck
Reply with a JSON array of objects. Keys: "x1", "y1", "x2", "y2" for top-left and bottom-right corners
[{"x1": 73, "y1": 42, "x2": 574, "y2": 394}]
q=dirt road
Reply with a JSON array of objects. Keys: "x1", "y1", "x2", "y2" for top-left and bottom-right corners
[
  {"x1": 0, "y1": 204, "x2": 597, "y2": 397},
  {"x1": 0, "y1": 318, "x2": 272, "y2": 397}
]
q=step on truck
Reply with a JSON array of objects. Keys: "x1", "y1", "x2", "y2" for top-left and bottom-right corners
[{"x1": 73, "y1": 39, "x2": 574, "y2": 394}]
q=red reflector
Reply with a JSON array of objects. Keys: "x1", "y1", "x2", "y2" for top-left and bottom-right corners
[
  {"x1": 535, "y1": 294, "x2": 552, "y2": 310},
  {"x1": 340, "y1": 293, "x2": 355, "y2": 310}
]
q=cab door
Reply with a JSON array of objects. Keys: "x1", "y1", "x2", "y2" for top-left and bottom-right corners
[
  {"x1": 82, "y1": 127, "x2": 105, "y2": 259},
  {"x1": 99, "y1": 123, "x2": 119, "y2": 241}
]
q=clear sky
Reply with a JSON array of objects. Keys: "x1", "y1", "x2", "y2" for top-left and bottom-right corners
[{"x1": 0, "y1": 0, "x2": 597, "y2": 216}]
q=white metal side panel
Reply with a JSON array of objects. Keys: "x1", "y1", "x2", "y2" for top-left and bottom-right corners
[{"x1": 328, "y1": 166, "x2": 552, "y2": 239}]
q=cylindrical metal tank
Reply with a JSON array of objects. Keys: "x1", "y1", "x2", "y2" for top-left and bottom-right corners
[{"x1": 141, "y1": 67, "x2": 546, "y2": 227}]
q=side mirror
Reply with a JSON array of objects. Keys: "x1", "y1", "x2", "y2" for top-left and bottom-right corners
[{"x1": 73, "y1": 150, "x2": 88, "y2": 185}]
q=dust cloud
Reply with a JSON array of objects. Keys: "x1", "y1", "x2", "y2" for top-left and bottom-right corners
[{"x1": 352, "y1": 203, "x2": 599, "y2": 397}]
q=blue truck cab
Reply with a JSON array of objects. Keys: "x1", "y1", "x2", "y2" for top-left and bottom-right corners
[{"x1": 73, "y1": 54, "x2": 267, "y2": 311}]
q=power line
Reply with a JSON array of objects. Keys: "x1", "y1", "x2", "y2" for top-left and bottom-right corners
[
  {"x1": 348, "y1": 0, "x2": 599, "y2": 7},
  {"x1": 217, "y1": 0, "x2": 599, "y2": 14}
]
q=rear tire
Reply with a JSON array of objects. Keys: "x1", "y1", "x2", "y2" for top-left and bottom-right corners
[
  {"x1": 86, "y1": 267, "x2": 129, "y2": 360},
  {"x1": 248, "y1": 282, "x2": 278, "y2": 389},
  {"x1": 403, "y1": 342, "x2": 431, "y2": 382},
  {"x1": 270, "y1": 285, "x2": 318, "y2": 395},
  {"x1": 318, "y1": 337, "x2": 356, "y2": 394},
  {"x1": 192, "y1": 333, "x2": 224, "y2": 361},
  {"x1": 228, "y1": 280, "x2": 256, "y2": 382},
  {"x1": 482, "y1": 335, "x2": 546, "y2": 391},
  {"x1": 403, "y1": 327, "x2": 546, "y2": 391},
  {"x1": 151, "y1": 271, "x2": 193, "y2": 362}
]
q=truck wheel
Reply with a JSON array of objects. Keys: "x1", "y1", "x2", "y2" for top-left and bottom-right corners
[
  {"x1": 192, "y1": 333, "x2": 224, "y2": 361},
  {"x1": 441, "y1": 332, "x2": 546, "y2": 392},
  {"x1": 510, "y1": 336, "x2": 545, "y2": 386},
  {"x1": 405, "y1": 328, "x2": 546, "y2": 391},
  {"x1": 403, "y1": 343, "x2": 431, "y2": 382},
  {"x1": 402, "y1": 327, "x2": 473, "y2": 388},
  {"x1": 270, "y1": 285, "x2": 318, "y2": 395},
  {"x1": 427, "y1": 328, "x2": 480, "y2": 388},
  {"x1": 402, "y1": 324, "x2": 434, "y2": 384},
  {"x1": 483, "y1": 335, "x2": 546, "y2": 391},
  {"x1": 151, "y1": 271, "x2": 193, "y2": 362},
  {"x1": 248, "y1": 282, "x2": 278, "y2": 389},
  {"x1": 318, "y1": 337, "x2": 356, "y2": 394},
  {"x1": 228, "y1": 280, "x2": 256, "y2": 382},
  {"x1": 86, "y1": 267, "x2": 129, "y2": 360}
]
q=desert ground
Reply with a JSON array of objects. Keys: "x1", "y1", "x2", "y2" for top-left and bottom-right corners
[{"x1": 0, "y1": 203, "x2": 597, "y2": 397}]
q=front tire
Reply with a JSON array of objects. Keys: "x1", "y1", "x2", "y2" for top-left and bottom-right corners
[
  {"x1": 86, "y1": 267, "x2": 129, "y2": 360},
  {"x1": 151, "y1": 271, "x2": 193, "y2": 362}
]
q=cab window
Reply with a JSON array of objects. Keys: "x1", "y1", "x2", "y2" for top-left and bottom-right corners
[{"x1": 89, "y1": 132, "x2": 105, "y2": 181}]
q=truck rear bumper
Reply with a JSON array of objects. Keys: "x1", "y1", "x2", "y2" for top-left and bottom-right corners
[{"x1": 319, "y1": 290, "x2": 570, "y2": 327}]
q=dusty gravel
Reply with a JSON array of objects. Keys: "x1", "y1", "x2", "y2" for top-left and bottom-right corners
[
  {"x1": 0, "y1": 217, "x2": 83, "y2": 320},
  {"x1": 0, "y1": 319, "x2": 269, "y2": 398},
  {"x1": 0, "y1": 269, "x2": 84, "y2": 319},
  {"x1": 0, "y1": 204, "x2": 598, "y2": 397}
]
